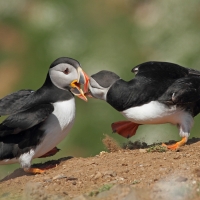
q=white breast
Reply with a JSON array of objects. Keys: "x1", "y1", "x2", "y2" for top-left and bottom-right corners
[
  {"x1": 121, "y1": 101, "x2": 189, "y2": 125},
  {"x1": 0, "y1": 98, "x2": 76, "y2": 167},
  {"x1": 34, "y1": 98, "x2": 76, "y2": 158}
]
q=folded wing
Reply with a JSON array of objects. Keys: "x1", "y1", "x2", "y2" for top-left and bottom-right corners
[
  {"x1": 0, "y1": 90, "x2": 34, "y2": 115},
  {"x1": 0, "y1": 103, "x2": 54, "y2": 137}
]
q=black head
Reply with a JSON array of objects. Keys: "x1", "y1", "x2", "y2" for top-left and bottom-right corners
[
  {"x1": 50, "y1": 57, "x2": 81, "y2": 70},
  {"x1": 48, "y1": 57, "x2": 89, "y2": 101},
  {"x1": 88, "y1": 70, "x2": 120, "y2": 100}
]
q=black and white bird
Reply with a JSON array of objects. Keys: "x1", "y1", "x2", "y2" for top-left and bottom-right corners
[
  {"x1": 86, "y1": 61, "x2": 200, "y2": 150},
  {"x1": 0, "y1": 57, "x2": 89, "y2": 174}
]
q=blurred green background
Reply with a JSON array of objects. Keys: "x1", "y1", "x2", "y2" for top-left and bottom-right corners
[{"x1": 1, "y1": 0, "x2": 200, "y2": 178}]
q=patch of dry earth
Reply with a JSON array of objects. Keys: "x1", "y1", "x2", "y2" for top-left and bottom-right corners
[{"x1": 0, "y1": 137, "x2": 200, "y2": 200}]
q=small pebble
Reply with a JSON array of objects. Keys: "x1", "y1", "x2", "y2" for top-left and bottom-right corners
[
  {"x1": 99, "y1": 151, "x2": 107, "y2": 156},
  {"x1": 94, "y1": 172, "x2": 102, "y2": 179},
  {"x1": 194, "y1": 169, "x2": 200, "y2": 177},
  {"x1": 66, "y1": 177, "x2": 78, "y2": 181},
  {"x1": 173, "y1": 155, "x2": 181, "y2": 159},
  {"x1": 53, "y1": 174, "x2": 67, "y2": 180},
  {"x1": 175, "y1": 176, "x2": 188, "y2": 182},
  {"x1": 117, "y1": 177, "x2": 124, "y2": 181},
  {"x1": 139, "y1": 149, "x2": 147, "y2": 153},
  {"x1": 192, "y1": 180, "x2": 196, "y2": 184},
  {"x1": 104, "y1": 170, "x2": 116, "y2": 177},
  {"x1": 43, "y1": 178, "x2": 52, "y2": 183}
]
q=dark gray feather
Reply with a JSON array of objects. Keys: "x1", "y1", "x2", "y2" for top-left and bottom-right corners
[
  {"x1": 0, "y1": 90, "x2": 34, "y2": 115},
  {"x1": 0, "y1": 104, "x2": 54, "y2": 137}
]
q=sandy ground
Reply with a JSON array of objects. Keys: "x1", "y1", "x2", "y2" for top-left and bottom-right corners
[{"x1": 1, "y1": 136, "x2": 200, "y2": 200}]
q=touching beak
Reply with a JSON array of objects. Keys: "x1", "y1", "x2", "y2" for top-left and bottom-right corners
[
  {"x1": 77, "y1": 67, "x2": 90, "y2": 93},
  {"x1": 83, "y1": 75, "x2": 93, "y2": 98},
  {"x1": 70, "y1": 67, "x2": 90, "y2": 102}
]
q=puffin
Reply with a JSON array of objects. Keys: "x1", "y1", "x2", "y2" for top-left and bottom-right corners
[
  {"x1": 85, "y1": 61, "x2": 200, "y2": 150},
  {"x1": 0, "y1": 57, "x2": 89, "y2": 174}
]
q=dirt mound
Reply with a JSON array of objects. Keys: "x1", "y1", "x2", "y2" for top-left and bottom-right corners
[{"x1": 0, "y1": 136, "x2": 200, "y2": 200}]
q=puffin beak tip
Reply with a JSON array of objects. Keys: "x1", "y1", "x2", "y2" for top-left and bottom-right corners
[
  {"x1": 70, "y1": 68, "x2": 90, "y2": 102},
  {"x1": 77, "y1": 92, "x2": 88, "y2": 102}
]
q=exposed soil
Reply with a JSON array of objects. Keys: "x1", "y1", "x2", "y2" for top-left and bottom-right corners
[{"x1": 1, "y1": 136, "x2": 200, "y2": 200}]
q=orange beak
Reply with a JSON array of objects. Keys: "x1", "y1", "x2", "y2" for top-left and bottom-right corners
[
  {"x1": 83, "y1": 75, "x2": 93, "y2": 98},
  {"x1": 82, "y1": 70, "x2": 90, "y2": 94},
  {"x1": 70, "y1": 68, "x2": 90, "y2": 102}
]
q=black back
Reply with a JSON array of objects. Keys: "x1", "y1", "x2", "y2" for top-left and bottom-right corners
[
  {"x1": 107, "y1": 61, "x2": 200, "y2": 112},
  {"x1": 50, "y1": 57, "x2": 80, "y2": 69}
]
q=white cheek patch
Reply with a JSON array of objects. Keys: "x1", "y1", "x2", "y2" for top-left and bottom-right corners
[
  {"x1": 49, "y1": 64, "x2": 78, "y2": 90},
  {"x1": 49, "y1": 70, "x2": 67, "y2": 90},
  {"x1": 89, "y1": 84, "x2": 108, "y2": 101}
]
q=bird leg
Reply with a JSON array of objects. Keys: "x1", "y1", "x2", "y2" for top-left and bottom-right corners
[
  {"x1": 111, "y1": 121, "x2": 140, "y2": 138},
  {"x1": 23, "y1": 147, "x2": 60, "y2": 174},
  {"x1": 162, "y1": 136, "x2": 187, "y2": 150}
]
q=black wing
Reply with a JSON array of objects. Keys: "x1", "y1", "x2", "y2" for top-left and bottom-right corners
[
  {"x1": 0, "y1": 89, "x2": 34, "y2": 115},
  {"x1": 131, "y1": 61, "x2": 191, "y2": 80},
  {"x1": 158, "y1": 76, "x2": 200, "y2": 105},
  {"x1": 0, "y1": 103, "x2": 54, "y2": 137}
]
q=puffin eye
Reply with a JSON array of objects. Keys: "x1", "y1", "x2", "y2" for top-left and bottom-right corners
[{"x1": 63, "y1": 68, "x2": 69, "y2": 75}]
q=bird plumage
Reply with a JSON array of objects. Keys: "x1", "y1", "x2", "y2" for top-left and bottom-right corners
[
  {"x1": 87, "y1": 61, "x2": 200, "y2": 150},
  {"x1": 0, "y1": 57, "x2": 88, "y2": 173},
  {"x1": 106, "y1": 62, "x2": 200, "y2": 112}
]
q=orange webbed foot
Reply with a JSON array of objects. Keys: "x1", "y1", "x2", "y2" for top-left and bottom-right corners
[
  {"x1": 24, "y1": 168, "x2": 45, "y2": 174},
  {"x1": 162, "y1": 137, "x2": 187, "y2": 151},
  {"x1": 111, "y1": 121, "x2": 140, "y2": 138},
  {"x1": 24, "y1": 164, "x2": 57, "y2": 174}
]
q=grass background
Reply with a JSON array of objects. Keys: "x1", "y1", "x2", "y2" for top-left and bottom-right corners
[{"x1": 0, "y1": 0, "x2": 200, "y2": 178}]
